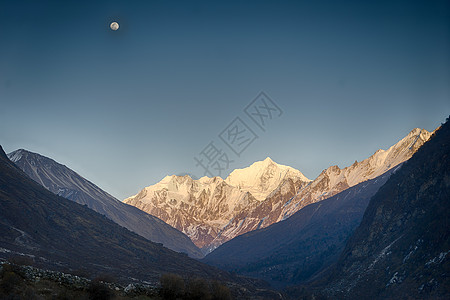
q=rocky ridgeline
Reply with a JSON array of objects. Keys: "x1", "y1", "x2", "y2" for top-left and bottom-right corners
[{"x1": 0, "y1": 261, "x2": 158, "y2": 296}]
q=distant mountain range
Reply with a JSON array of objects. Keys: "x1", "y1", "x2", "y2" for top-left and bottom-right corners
[
  {"x1": 7, "y1": 149, "x2": 203, "y2": 258},
  {"x1": 0, "y1": 146, "x2": 231, "y2": 284},
  {"x1": 124, "y1": 128, "x2": 432, "y2": 254}
]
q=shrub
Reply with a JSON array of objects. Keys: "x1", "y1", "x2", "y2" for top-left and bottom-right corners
[
  {"x1": 0, "y1": 270, "x2": 23, "y2": 294},
  {"x1": 211, "y1": 281, "x2": 231, "y2": 300},
  {"x1": 88, "y1": 281, "x2": 114, "y2": 300},
  {"x1": 56, "y1": 289, "x2": 72, "y2": 300},
  {"x1": 160, "y1": 273, "x2": 185, "y2": 300},
  {"x1": 23, "y1": 286, "x2": 41, "y2": 300},
  {"x1": 186, "y1": 278, "x2": 210, "y2": 300}
]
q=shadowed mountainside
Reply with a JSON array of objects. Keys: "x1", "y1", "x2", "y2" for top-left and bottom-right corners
[
  {"x1": 7, "y1": 149, "x2": 202, "y2": 258},
  {"x1": 295, "y1": 118, "x2": 450, "y2": 299}
]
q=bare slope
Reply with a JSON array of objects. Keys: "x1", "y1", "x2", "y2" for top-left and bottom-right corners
[{"x1": 8, "y1": 149, "x2": 202, "y2": 258}]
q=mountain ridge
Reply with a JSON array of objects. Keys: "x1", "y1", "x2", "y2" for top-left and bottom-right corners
[
  {"x1": 125, "y1": 128, "x2": 432, "y2": 253},
  {"x1": 305, "y1": 119, "x2": 450, "y2": 299}
]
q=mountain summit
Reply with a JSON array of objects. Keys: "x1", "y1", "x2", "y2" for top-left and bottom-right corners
[{"x1": 225, "y1": 157, "x2": 310, "y2": 201}]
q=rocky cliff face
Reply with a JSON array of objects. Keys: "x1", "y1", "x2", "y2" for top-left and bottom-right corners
[
  {"x1": 125, "y1": 128, "x2": 432, "y2": 253},
  {"x1": 317, "y1": 121, "x2": 450, "y2": 299},
  {"x1": 8, "y1": 149, "x2": 203, "y2": 258},
  {"x1": 125, "y1": 158, "x2": 309, "y2": 252}
]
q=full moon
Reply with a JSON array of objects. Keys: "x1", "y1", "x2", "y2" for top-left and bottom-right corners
[{"x1": 110, "y1": 22, "x2": 119, "y2": 31}]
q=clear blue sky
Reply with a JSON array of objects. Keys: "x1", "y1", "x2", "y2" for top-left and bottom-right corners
[{"x1": 1, "y1": 0, "x2": 449, "y2": 200}]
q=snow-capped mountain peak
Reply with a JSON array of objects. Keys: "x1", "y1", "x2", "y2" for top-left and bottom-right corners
[{"x1": 225, "y1": 157, "x2": 310, "y2": 201}]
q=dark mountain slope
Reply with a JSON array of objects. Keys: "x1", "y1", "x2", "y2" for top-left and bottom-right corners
[
  {"x1": 7, "y1": 149, "x2": 202, "y2": 258},
  {"x1": 316, "y1": 119, "x2": 450, "y2": 299},
  {"x1": 0, "y1": 145, "x2": 231, "y2": 284},
  {"x1": 203, "y1": 167, "x2": 397, "y2": 287}
]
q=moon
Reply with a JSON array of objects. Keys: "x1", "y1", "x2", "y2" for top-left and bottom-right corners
[{"x1": 110, "y1": 22, "x2": 119, "y2": 31}]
